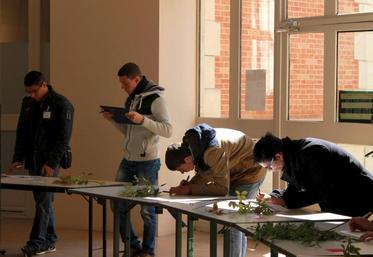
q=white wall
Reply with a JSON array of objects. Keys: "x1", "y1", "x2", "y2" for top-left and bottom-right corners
[{"x1": 158, "y1": 0, "x2": 197, "y2": 235}]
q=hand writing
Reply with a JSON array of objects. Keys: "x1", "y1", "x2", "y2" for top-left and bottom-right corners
[{"x1": 169, "y1": 185, "x2": 191, "y2": 195}]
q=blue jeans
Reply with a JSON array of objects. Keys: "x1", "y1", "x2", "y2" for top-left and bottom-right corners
[
  {"x1": 28, "y1": 169, "x2": 59, "y2": 250},
  {"x1": 116, "y1": 159, "x2": 160, "y2": 256},
  {"x1": 229, "y1": 178, "x2": 265, "y2": 257}
]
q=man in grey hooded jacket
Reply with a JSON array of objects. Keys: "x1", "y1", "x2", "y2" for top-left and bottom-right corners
[{"x1": 102, "y1": 62, "x2": 172, "y2": 257}]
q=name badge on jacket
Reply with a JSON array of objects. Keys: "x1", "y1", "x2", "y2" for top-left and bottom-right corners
[{"x1": 43, "y1": 111, "x2": 51, "y2": 119}]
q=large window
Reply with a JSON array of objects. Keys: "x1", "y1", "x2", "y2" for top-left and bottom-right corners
[
  {"x1": 199, "y1": 0, "x2": 230, "y2": 118},
  {"x1": 240, "y1": 0, "x2": 274, "y2": 120},
  {"x1": 289, "y1": 33, "x2": 324, "y2": 121},
  {"x1": 198, "y1": 0, "x2": 373, "y2": 146},
  {"x1": 288, "y1": 0, "x2": 324, "y2": 18},
  {"x1": 199, "y1": 0, "x2": 275, "y2": 120},
  {"x1": 339, "y1": 0, "x2": 373, "y2": 14},
  {"x1": 337, "y1": 31, "x2": 373, "y2": 123}
]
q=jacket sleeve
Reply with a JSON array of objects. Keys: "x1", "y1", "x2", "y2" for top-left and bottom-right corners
[
  {"x1": 272, "y1": 186, "x2": 319, "y2": 209},
  {"x1": 12, "y1": 98, "x2": 29, "y2": 162},
  {"x1": 142, "y1": 97, "x2": 173, "y2": 138},
  {"x1": 188, "y1": 148, "x2": 229, "y2": 196},
  {"x1": 46, "y1": 100, "x2": 74, "y2": 169}
]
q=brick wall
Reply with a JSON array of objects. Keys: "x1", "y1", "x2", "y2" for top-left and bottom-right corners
[{"x1": 213, "y1": 0, "x2": 359, "y2": 120}]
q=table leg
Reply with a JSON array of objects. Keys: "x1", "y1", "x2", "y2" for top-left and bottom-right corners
[
  {"x1": 209, "y1": 222, "x2": 217, "y2": 257},
  {"x1": 113, "y1": 201, "x2": 120, "y2": 257},
  {"x1": 124, "y1": 208, "x2": 130, "y2": 257},
  {"x1": 187, "y1": 215, "x2": 195, "y2": 257},
  {"x1": 175, "y1": 211, "x2": 182, "y2": 257},
  {"x1": 223, "y1": 227, "x2": 231, "y2": 257},
  {"x1": 270, "y1": 248, "x2": 279, "y2": 257},
  {"x1": 102, "y1": 199, "x2": 107, "y2": 257},
  {"x1": 88, "y1": 197, "x2": 93, "y2": 257}
]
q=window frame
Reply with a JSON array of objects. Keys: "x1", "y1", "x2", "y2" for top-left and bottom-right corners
[{"x1": 197, "y1": 0, "x2": 373, "y2": 146}]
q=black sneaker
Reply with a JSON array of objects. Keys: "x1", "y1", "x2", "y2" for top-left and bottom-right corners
[
  {"x1": 35, "y1": 245, "x2": 56, "y2": 255},
  {"x1": 21, "y1": 246, "x2": 35, "y2": 257}
]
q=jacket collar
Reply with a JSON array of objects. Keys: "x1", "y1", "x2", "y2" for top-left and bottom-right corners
[{"x1": 129, "y1": 76, "x2": 148, "y2": 99}]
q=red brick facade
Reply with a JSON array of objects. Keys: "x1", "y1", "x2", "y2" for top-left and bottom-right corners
[{"x1": 211, "y1": 0, "x2": 359, "y2": 120}]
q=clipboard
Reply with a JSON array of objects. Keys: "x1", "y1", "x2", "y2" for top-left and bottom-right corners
[{"x1": 100, "y1": 105, "x2": 137, "y2": 125}]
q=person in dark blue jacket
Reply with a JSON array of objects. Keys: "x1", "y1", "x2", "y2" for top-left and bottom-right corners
[
  {"x1": 253, "y1": 132, "x2": 373, "y2": 217},
  {"x1": 6, "y1": 71, "x2": 74, "y2": 257}
]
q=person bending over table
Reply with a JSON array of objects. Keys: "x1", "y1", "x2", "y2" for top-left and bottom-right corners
[
  {"x1": 165, "y1": 123, "x2": 266, "y2": 257},
  {"x1": 253, "y1": 132, "x2": 373, "y2": 217}
]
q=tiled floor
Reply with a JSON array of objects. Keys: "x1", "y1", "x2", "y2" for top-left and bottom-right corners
[{"x1": 0, "y1": 218, "x2": 272, "y2": 257}]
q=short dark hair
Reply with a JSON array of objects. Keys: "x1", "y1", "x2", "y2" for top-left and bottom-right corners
[
  {"x1": 24, "y1": 71, "x2": 46, "y2": 87},
  {"x1": 117, "y1": 62, "x2": 142, "y2": 79},
  {"x1": 253, "y1": 132, "x2": 283, "y2": 163},
  {"x1": 165, "y1": 143, "x2": 191, "y2": 171}
]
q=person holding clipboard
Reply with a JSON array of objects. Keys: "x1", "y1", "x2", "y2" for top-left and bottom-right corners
[{"x1": 101, "y1": 62, "x2": 172, "y2": 257}]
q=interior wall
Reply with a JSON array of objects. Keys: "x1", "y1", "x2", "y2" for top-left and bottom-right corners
[
  {"x1": 50, "y1": 0, "x2": 197, "y2": 237},
  {"x1": 158, "y1": 0, "x2": 197, "y2": 236},
  {"x1": 50, "y1": 0, "x2": 160, "y2": 231}
]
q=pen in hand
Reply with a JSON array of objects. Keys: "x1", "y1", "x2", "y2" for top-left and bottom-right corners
[
  {"x1": 180, "y1": 175, "x2": 190, "y2": 186},
  {"x1": 363, "y1": 211, "x2": 372, "y2": 219},
  {"x1": 328, "y1": 212, "x2": 372, "y2": 232}
]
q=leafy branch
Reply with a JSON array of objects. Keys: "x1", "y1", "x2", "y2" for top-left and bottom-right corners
[
  {"x1": 53, "y1": 172, "x2": 93, "y2": 185},
  {"x1": 342, "y1": 238, "x2": 361, "y2": 257},
  {"x1": 253, "y1": 221, "x2": 345, "y2": 247},
  {"x1": 118, "y1": 176, "x2": 159, "y2": 197},
  {"x1": 228, "y1": 191, "x2": 273, "y2": 215}
]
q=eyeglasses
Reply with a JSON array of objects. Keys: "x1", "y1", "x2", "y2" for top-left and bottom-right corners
[
  {"x1": 259, "y1": 158, "x2": 274, "y2": 169},
  {"x1": 25, "y1": 84, "x2": 43, "y2": 95}
]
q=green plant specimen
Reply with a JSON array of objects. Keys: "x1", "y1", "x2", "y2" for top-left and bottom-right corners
[
  {"x1": 253, "y1": 221, "x2": 346, "y2": 247},
  {"x1": 118, "y1": 176, "x2": 159, "y2": 197},
  {"x1": 53, "y1": 172, "x2": 92, "y2": 185},
  {"x1": 342, "y1": 238, "x2": 361, "y2": 257},
  {"x1": 228, "y1": 190, "x2": 273, "y2": 215}
]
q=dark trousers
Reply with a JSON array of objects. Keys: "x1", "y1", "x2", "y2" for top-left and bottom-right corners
[{"x1": 27, "y1": 169, "x2": 58, "y2": 250}]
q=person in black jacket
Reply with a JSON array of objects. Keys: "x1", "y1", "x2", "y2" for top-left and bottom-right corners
[
  {"x1": 5, "y1": 71, "x2": 74, "y2": 257},
  {"x1": 253, "y1": 132, "x2": 373, "y2": 217}
]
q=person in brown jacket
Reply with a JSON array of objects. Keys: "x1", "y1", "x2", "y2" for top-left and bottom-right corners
[{"x1": 165, "y1": 123, "x2": 266, "y2": 257}]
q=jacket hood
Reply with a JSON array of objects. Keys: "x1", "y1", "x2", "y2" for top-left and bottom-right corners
[{"x1": 182, "y1": 123, "x2": 218, "y2": 171}]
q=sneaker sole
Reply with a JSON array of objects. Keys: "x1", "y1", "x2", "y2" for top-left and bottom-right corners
[{"x1": 35, "y1": 247, "x2": 56, "y2": 255}]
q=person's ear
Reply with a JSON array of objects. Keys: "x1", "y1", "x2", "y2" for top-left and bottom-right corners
[
  {"x1": 184, "y1": 155, "x2": 193, "y2": 164},
  {"x1": 134, "y1": 75, "x2": 141, "y2": 84},
  {"x1": 275, "y1": 152, "x2": 283, "y2": 161}
]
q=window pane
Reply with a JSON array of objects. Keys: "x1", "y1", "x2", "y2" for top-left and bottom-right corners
[
  {"x1": 288, "y1": 0, "x2": 324, "y2": 18},
  {"x1": 199, "y1": 0, "x2": 230, "y2": 118},
  {"x1": 289, "y1": 33, "x2": 324, "y2": 121},
  {"x1": 337, "y1": 32, "x2": 373, "y2": 123},
  {"x1": 339, "y1": 0, "x2": 373, "y2": 15},
  {"x1": 240, "y1": 0, "x2": 274, "y2": 120}
]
